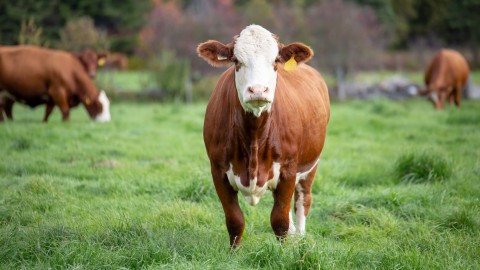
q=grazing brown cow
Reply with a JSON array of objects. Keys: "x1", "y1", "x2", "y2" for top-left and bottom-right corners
[
  {"x1": 0, "y1": 47, "x2": 107, "y2": 121},
  {"x1": 0, "y1": 46, "x2": 110, "y2": 122},
  {"x1": 197, "y1": 25, "x2": 330, "y2": 248},
  {"x1": 419, "y1": 49, "x2": 470, "y2": 109}
]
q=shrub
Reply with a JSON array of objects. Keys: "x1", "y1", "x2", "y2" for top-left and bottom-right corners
[
  {"x1": 18, "y1": 17, "x2": 48, "y2": 47},
  {"x1": 191, "y1": 75, "x2": 219, "y2": 101},
  {"x1": 394, "y1": 152, "x2": 452, "y2": 184},
  {"x1": 59, "y1": 16, "x2": 109, "y2": 51},
  {"x1": 149, "y1": 50, "x2": 192, "y2": 102}
]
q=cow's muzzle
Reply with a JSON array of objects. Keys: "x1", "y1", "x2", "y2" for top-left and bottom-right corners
[{"x1": 246, "y1": 85, "x2": 271, "y2": 107}]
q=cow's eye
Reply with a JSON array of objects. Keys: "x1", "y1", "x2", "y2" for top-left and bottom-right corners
[{"x1": 235, "y1": 61, "x2": 242, "y2": 72}]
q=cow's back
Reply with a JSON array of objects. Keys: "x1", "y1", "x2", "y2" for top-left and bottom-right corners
[
  {"x1": 0, "y1": 46, "x2": 80, "y2": 99},
  {"x1": 425, "y1": 49, "x2": 469, "y2": 90}
]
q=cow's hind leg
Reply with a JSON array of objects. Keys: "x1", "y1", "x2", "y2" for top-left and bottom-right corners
[
  {"x1": 294, "y1": 165, "x2": 317, "y2": 235},
  {"x1": 211, "y1": 168, "x2": 245, "y2": 248},
  {"x1": 4, "y1": 97, "x2": 14, "y2": 120}
]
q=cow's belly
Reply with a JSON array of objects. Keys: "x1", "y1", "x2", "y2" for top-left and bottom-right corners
[
  {"x1": 1, "y1": 89, "x2": 49, "y2": 107},
  {"x1": 226, "y1": 159, "x2": 319, "y2": 206},
  {"x1": 2, "y1": 78, "x2": 48, "y2": 99}
]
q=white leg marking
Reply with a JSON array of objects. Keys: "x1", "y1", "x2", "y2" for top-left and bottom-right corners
[
  {"x1": 295, "y1": 184, "x2": 306, "y2": 235},
  {"x1": 288, "y1": 210, "x2": 296, "y2": 235}
]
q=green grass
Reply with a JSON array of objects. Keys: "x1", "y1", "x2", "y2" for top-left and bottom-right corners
[
  {"x1": 1, "y1": 99, "x2": 479, "y2": 269},
  {"x1": 93, "y1": 70, "x2": 480, "y2": 95},
  {"x1": 95, "y1": 70, "x2": 155, "y2": 92}
]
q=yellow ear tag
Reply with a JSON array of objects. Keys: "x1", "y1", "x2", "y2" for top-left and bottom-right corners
[
  {"x1": 284, "y1": 56, "x2": 297, "y2": 71},
  {"x1": 98, "y1": 58, "x2": 106, "y2": 66},
  {"x1": 85, "y1": 97, "x2": 91, "y2": 105}
]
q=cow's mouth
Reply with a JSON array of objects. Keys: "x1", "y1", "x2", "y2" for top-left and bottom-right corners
[{"x1": 246, "y1": 99, "x2": 271, "y2": 107}]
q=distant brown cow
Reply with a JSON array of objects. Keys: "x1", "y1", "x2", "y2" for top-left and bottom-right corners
[
  {"x1": 0, "y1": 46, "x2": 111, "y2": 122},
  {"x1": 419, "y1": 49, "x2": 470, "y2": 109},
  {"x1": 197, "y1": 25, "x2": 330, "y2": 247},
  {"x1": 104, "y1": 52, "x2": 128, "y2": 70}
]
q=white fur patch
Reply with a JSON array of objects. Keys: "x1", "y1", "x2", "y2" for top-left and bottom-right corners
[
  {"x1": 226, "y1": 162, "x2": 281, "y2": 206},
  {"x1": 95, "y1": 90, "x2": 111, "y2": 122},
  {"x1": 430, "y1": 92, "x2": 439, "y2": 103},
  {"x1": 295, "y1": 159, "x2": 319, "y2": 184},
  {"x1": 295, "y1": 185, "x2": 306, "y2": 235},
  {"x1": 233, "y1": 25, "x2": 279, "y2": 117},
  {"x1": 288, "y1": 211, "x2": 296, "y2": 235}
]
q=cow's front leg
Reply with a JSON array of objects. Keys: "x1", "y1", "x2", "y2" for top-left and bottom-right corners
[
  {"x1": 271, "y1": 173, "x2": 296, "y2": 239},
  {"x1": 211, "y1": 168, "x2": 245, "y2": 248},
  {"x1": 49, "y1": 86, "x2": 70, "y2": 121},
  {"x1": 436, "y1": 91, "x2": 448, "y2": 110}
]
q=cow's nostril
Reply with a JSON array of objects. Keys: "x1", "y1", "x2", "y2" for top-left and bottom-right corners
[
  {"x1": 248, "y1": 87, "x2": 254, "y2": 94},
  {"x1": 264, "y1": 87, "x2": 269, "y2": 93}
]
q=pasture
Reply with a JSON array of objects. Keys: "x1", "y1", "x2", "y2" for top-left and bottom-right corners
[{"x1": 1, "y1": 99, "x2": 479, "y2": 269}]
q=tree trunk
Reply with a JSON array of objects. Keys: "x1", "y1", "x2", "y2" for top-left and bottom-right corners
[{"x1": 336, "y1": 66, "x2": 346, "y2": 100}]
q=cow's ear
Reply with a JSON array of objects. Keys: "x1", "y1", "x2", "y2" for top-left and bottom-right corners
[
  {"x1": 197, "y1": 40, "x2": 234, "y2": 67},
  {"x1": 98, "y1": 52, "x2": 107, "y2": 60},
  {"x1": 278, "y1": 42, "x2": 314, "y2": 64}
]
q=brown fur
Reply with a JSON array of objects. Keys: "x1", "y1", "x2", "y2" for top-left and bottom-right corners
[
  {"x1": 74, "y1": 49, "x2": 106, "y2": 78},
  {"x1": 0, "y1": 45, "x2": 105, "y2": 122},
  {"x1": 203, "y1": 55, "x2": 330, "y2": 247},
  {"x1": 421, "y1": 49, "x2": 470, "y2": 110}
]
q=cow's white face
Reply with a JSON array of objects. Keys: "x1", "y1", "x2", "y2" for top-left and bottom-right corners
[
  {"x1": 95, "y1": 90, "x2": 111, "y2": 122},
  {"x1": 233, "y1": 25, "x2": 279, "y2": 117},
  {"x1": 197, "y1": 24, "x2": 314, "y2": 117}
]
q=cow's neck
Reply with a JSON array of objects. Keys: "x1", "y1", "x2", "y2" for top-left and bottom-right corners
[{"x1": 75, "y1": 73, "x2": 98, "y2": 101}]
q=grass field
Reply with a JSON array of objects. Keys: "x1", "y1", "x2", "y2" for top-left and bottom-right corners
[
  {"x1": 94, "y1": 70, "x2": 480, "y2": 93},
  {"x1": 1, "y1": 99, "x2": 479, "y2": 269}
]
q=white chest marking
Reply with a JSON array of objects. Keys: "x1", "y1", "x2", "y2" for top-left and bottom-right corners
[{"x1": 226, "y1": 162, "x2": 281, "y2": 206}]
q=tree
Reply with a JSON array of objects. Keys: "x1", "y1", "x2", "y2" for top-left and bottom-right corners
[
  {"x1": 307, "y1": 0, "x2": 386, "y2": 99},
  {"x1": 0, "y1": 0, "x2": 150, "y2": 53},
  {"x1": 441, "y1": 0, "x2": 480, "y2": 67},
  {"x1": 59, "y1": 17, "x2": 109, "y2": 52}
]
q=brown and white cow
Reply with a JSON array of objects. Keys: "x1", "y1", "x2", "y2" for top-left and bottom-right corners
[
  {"x1": 419, "y1": 49, "x2": 470, "y2": 110},
  {"x1": 197, "y1": 25, "x2": 330, "y2": 247},
  {"x1": 0, "y1": 46, "x2": 110, "y2": 122}
]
